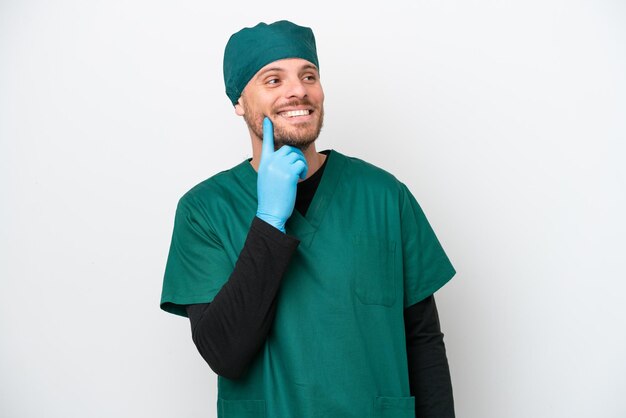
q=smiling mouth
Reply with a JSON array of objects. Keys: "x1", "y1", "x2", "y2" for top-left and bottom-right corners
[{"x1": 279, "y1": 109, "x2": 312, "y2": 118}]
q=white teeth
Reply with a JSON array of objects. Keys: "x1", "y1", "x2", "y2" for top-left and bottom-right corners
[{"x1": 282, "y1": 109, "x2": 310, "y2": 117}]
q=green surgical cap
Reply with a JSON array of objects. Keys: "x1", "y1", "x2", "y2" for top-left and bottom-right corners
[{"x1": 223, "y1": 20, "x2": 319, "y2": 105}]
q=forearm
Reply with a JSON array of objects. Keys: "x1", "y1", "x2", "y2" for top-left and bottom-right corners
[
  {"x1": 404, "y1": 295, "x2": 455, "y2": 418},
  {"x1": 187, "y1": 217, "x2": 299, "y2": 379}
]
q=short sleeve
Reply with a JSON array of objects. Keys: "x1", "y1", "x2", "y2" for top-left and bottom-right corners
[
  {"x1": 400, "y1": 184, "x2": 456, "y2": 308},
  {"x1": 160, "y1": 194, "x2": 234, "y2": 317}
]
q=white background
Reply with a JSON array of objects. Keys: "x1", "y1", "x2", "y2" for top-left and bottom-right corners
[{"x1": 1, "y1": 1, "x2": 625, "y2": 417}]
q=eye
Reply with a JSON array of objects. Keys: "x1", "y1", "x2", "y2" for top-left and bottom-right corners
[
  {"x1": 266, "y1": 78, "x2": 280, "y2": 85},
  {"x1": 303, "y1": 74, "x2": 317, "y2": 82}
]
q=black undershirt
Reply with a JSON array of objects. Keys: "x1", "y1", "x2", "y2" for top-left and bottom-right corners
[{"x1": 186, "y1": 152, "x2": 455, "y2": 417}]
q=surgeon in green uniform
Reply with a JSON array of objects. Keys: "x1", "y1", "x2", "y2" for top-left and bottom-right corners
[{"x1": 161, "y1": 20, "x2": 457, "y2": 418}]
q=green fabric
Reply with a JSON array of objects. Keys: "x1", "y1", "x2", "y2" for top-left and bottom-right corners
[
  {"x1": 160, "y1": 150, "x2": 456, "y2": 418},
  {"x1": 223, "y1": 20, "x2": 319, "y2": 105}
]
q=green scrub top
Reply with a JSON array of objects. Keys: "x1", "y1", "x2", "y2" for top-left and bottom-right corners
[{"x1": 161, "y1": 150, "x2": 456, "y2": 418}]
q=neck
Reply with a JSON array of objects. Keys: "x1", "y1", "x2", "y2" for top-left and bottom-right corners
[{"x1": 249, "y1": 138, "x2": 326, "y2": 180}]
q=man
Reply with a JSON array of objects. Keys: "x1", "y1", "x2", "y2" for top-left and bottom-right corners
[{"x1": 161, "y1": 20, "x2": 456, "y2": 418}]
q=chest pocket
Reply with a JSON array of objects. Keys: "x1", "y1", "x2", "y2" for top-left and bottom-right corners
[{"x1": 352, "y1": 235, "x2": 397, "y2": 307}]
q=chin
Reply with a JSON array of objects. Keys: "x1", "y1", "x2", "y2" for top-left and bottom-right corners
[
  {"x1": 275, "y1": 129, "x2": 320, "y2": 149},
  {"x1": 275, "y1": 137, "x2": 316, "y2": 152},
  {"x1": 275, "y1": 119, "x2": 323, "y2": 145}
]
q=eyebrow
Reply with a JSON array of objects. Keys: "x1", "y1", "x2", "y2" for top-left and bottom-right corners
[
  {"x1": 300, "y1": 64, "x2": 319, "y2": 72},
  {"x1": 256, "y1": 64, "x2": 319, "y2": 79}
]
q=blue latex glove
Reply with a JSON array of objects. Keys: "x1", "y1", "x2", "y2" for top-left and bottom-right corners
[{"x1": 256, "y1": 117, "x2": 308, "y2": 233}]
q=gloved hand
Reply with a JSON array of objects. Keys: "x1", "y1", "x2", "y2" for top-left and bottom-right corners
[{"x1": 256, "y1": 117, "x2": 308, "y2": 233}]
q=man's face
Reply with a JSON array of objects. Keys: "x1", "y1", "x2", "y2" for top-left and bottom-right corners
[{"x1": 235, "y1": 58, "x2": 325, "y2": 151}]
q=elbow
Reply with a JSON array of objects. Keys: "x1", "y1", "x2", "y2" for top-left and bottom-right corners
[
  {"x1": 191, "y1": 333, "x2": 250, "y2": 380},
  {"x1": 210, "y1": 360, "x2": 248, "y2": 380}
]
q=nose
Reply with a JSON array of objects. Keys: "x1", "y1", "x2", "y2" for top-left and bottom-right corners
[{"x1": 284, "y1": 78, "x2": 307, "y2": 99}]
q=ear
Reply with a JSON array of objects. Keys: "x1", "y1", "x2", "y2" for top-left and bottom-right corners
[{"x1": 234, "y1": 98, "x2": 245, "y2": 116}]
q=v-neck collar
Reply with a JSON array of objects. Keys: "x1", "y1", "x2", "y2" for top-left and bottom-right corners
[{"x1": 233, "y1": 149, "x2": 347, "y2": 246}]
